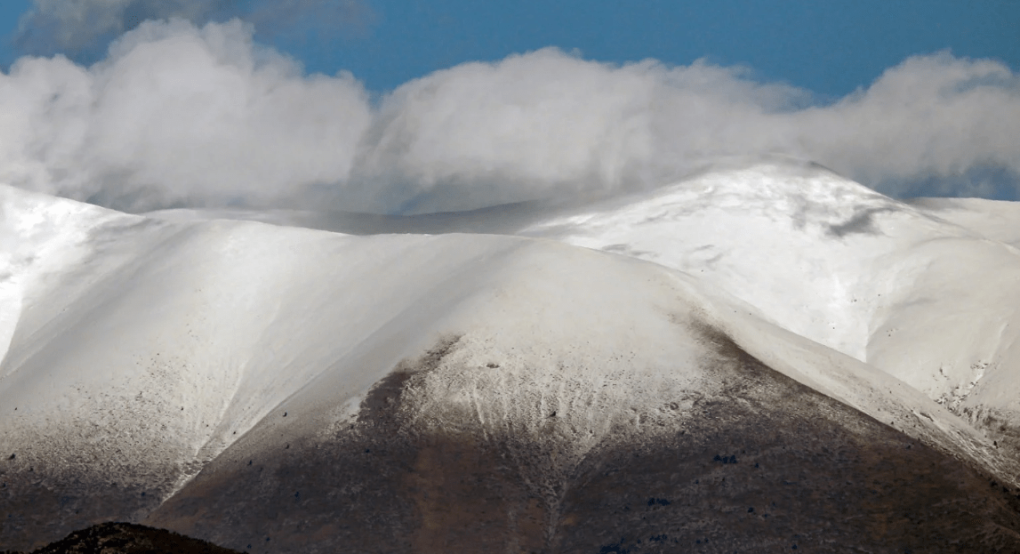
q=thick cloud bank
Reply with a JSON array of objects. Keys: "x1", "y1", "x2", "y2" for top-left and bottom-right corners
[
  {"x1": 1, "y1": 19, "x2": 371, "y2": 210},
  {"x1": 0, "y1": 18, "x2": 1018, "y2": 213}
]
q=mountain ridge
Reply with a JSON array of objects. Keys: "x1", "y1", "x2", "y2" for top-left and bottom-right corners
[{"x1": 2, "y1": 162, "x2": 1020, "y2": 551}]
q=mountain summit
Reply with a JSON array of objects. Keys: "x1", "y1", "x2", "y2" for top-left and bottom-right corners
[{"x1": 2, "y1": 162, "x2": 1019, "y2": 552}]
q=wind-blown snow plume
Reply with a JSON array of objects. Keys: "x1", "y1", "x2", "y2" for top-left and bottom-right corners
[{"x1": 0, "y1": 18, "x2": 1018, "y2": 213}]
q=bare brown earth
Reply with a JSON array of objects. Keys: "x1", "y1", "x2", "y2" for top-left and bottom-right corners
[{"x1": 142, "y1": 333, "x2": 1020, "y2": 554}]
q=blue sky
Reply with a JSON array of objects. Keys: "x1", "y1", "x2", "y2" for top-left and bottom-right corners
[{"x1": 2, "y1": 0, "x2": 1018, "y2": 97}]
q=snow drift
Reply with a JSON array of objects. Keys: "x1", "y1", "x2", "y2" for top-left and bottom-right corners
[{"x1": 2, "y1": 161, "x2": 1020, "y2": 552}]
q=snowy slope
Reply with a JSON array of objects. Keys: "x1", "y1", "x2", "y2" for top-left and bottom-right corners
[
  {"x1": 911, "y1": 197, "x2": 1020, "y2": 248},
  {"x1": 0, "y1": 196, "x2": 552, "y2": 537},
  {"x1": 2, "y1": 165, "x2": 1020, "y2": 552},
  {"x1": 0, "y1": 187, "x2": 139, "y2": 369},
  {"x1": 522, "y1": 162, "x2": 1020, "y2": 454}
]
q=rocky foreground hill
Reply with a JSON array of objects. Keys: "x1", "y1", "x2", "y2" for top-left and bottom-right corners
[{"x1": 1, "y1": 522, "x2": 239, "y2": 554}]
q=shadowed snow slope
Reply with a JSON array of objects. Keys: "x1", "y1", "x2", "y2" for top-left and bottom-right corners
[{"x1": 2, "y1": 163, "x2": 1020, "y2": 553}]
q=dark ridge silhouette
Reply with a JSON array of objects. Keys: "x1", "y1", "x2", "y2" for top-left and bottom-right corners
[{"x1": 2, "y1": 522, "x2": 241, "y2": 554}]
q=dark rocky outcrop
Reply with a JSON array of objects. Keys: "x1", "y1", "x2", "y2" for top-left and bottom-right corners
[{"x1": 2, "y1": 522, "x2": 240, "y2": 554}]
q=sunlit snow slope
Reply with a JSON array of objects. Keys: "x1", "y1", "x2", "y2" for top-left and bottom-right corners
[
  {"x1": 524, "y1": 162, "x2": 1020, "y2": 451},
  {"x1": 2, "y1": 162, "x2": 1020, "y2": 553}
]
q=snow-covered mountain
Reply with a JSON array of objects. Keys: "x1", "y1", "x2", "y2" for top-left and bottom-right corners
[
  {"x1": 2, "y1": 161, "x2": 1019, "y2": 553},
  {"x1": 522, "y1": 163, "x2": 1020, "y2": 436}
]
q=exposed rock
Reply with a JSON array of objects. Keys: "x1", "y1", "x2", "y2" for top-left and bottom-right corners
[{"x1": 4, "y1": 522, "x2": 239, "y2": 554}]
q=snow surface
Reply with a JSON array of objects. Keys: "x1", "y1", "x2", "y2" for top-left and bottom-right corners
[
  {"x1": 521, "y1": 163, "x2": 1020, "y2": 415},
  {"x1": 2, "y1": 161, "x2": 1020, "y2": 551}
]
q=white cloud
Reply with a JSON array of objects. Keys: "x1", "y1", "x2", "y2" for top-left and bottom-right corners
[
  {"x1": 0, "y1": 19, "x2": 371, "y2": 210},
  {"x1": 344, "y1": 48, "x2": 1019, "y2": 212},
  {"x1": 793, "y1": 53, "x2": 1020, "y2": 196},
  {"x1": 0, "y1": 18, "x2": 1017, "y2": 213},
  {"x1": 343, "y1": 51, "x2": 813, "y2": 212}
]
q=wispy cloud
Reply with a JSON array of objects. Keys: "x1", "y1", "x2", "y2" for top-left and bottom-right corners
[
  {"x1": 244, "y1": 0, "x2": 375, "y2": 39},
  {"x1": 14, "y1": 0, "x2": 235, "y2": 56},
  {"x1": 0, "y1": 19, "x2": 1017, "y2": 213},
  {"x1": 13, "y1": 0, "x2": 373, "y2": 60}
]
